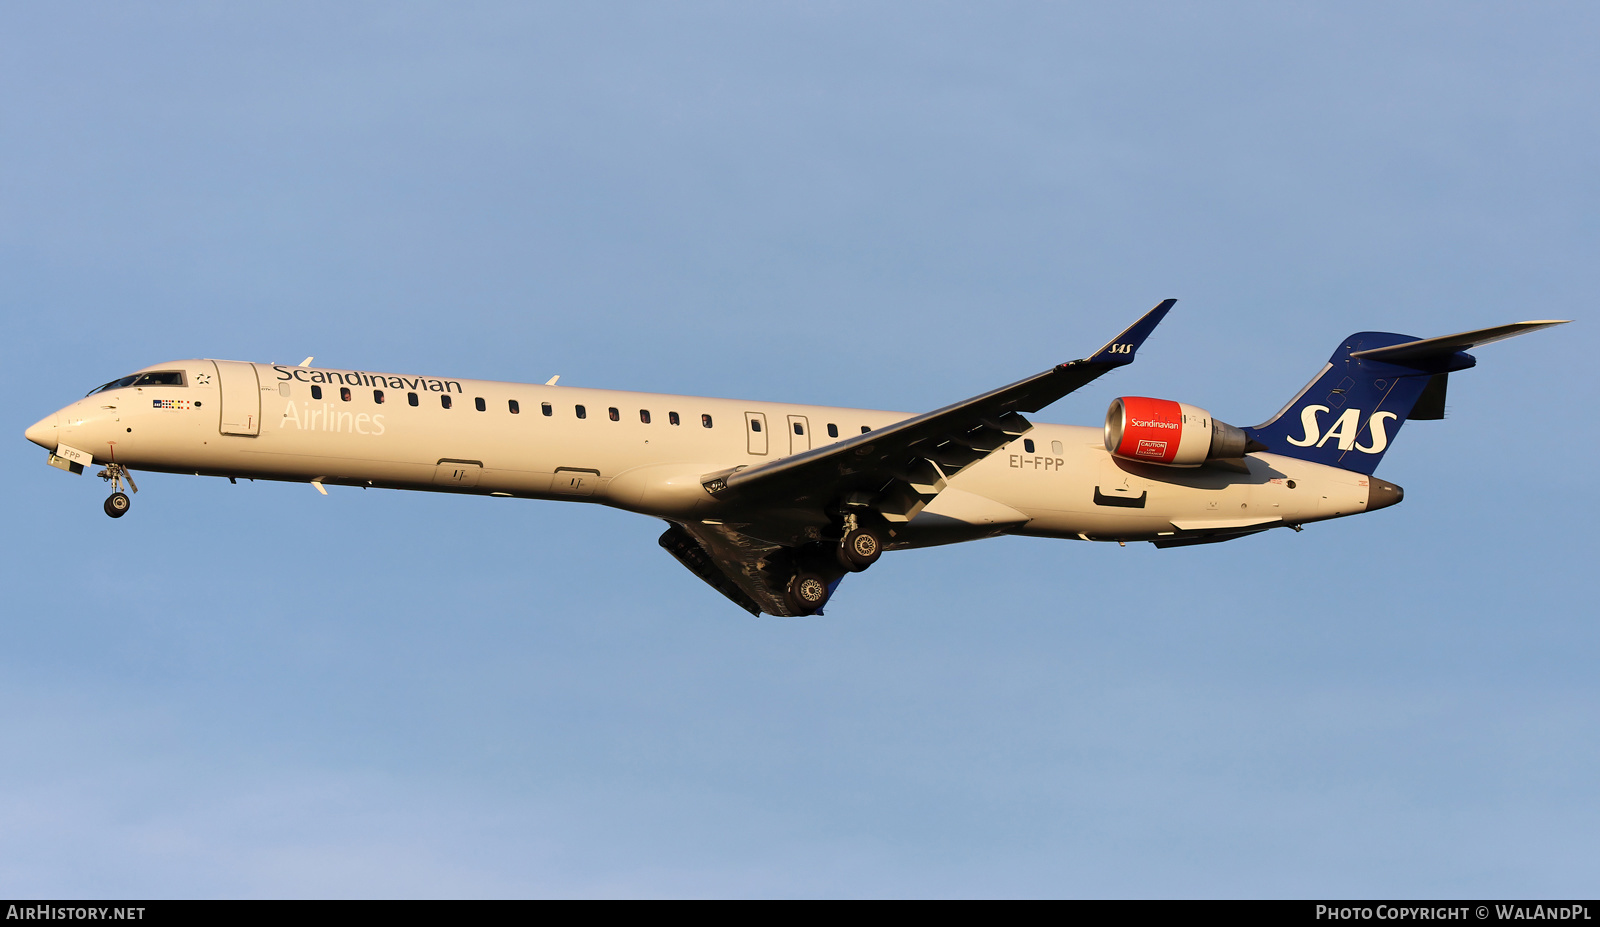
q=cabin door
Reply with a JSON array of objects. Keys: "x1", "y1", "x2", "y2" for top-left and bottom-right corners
[
  {"x1": 788, "y1": 415, "x2": 810, "y2": 455},
  {"x1": 213, "y1": 360, "x2": 261, "y2": 436},
  {"x1": 745, "y1": 412, "x2": 768, "y2": 455}
]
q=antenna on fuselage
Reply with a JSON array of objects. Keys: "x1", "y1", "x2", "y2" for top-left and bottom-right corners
[
  {"x1": 298, "y1": 357, "x2": 314, "y2": 367},
  {"x1": 545, "y1": 375, "x2": 560, "y2": 385}
]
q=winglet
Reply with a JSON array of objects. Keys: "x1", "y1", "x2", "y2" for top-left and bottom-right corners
[{"x1": 1083, "y1": 299, "x2": 1177, "y2": 366}]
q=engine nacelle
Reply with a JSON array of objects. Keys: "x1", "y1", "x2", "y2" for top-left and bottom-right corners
[{"x1": 1104, "y1": 396, "x2": 1249, "y2": 467}]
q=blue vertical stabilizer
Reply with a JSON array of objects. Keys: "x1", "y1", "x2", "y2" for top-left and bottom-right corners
[{"x1": 1246, "y1": 332, "x2": 1476, "y2": 475}]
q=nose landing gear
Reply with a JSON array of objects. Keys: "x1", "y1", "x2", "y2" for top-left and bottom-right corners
[{"x1": 97, "y1": 463, "x2": 138, "y2": 518}]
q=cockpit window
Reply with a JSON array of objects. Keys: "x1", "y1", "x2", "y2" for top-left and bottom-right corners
[
  {"x1": 88, "y1": 375, "x2": 139, "y2": 395},
  {"x1": 133, "y1": 371, "x2": 186, "y2": 387},
  {"x1": 87, "y1": 371, "x2": 185, "y2": 396}
]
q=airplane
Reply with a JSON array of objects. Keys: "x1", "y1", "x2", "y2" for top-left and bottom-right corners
[{"x1": 23, "y1": 302, "x2": 1567, "y2": 617}]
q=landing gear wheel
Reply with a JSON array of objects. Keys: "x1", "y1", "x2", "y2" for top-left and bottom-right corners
[
  {"x1": 104, "y1": 492, "x2": 130, "y2": 518},
  {"x1": 786, "y1": 572, "x2": 831, "y2": 615},
  {"x1": 836, "y1": 527, "x2": 883, "y2": 572}
]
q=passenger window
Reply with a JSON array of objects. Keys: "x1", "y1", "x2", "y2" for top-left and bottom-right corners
[
  {"x1": 702, "y1": 414, "x2": 713, "y2": 428},
  {"x1": 1024, "y1": 439, "x2": 1035, "y2": 453},
  {"x1": 750, "y1": 419, "x2": 762, "y2": 433},
  {"x1": 640, "y1": 410, "x2": 651, "y2": 424},
  {"x1": 576, "y1": 405, "x2": 586, "y2": 419},
  {"x1": 541, "y1": 402, "x2": 552, "y2": 416},
  {"x1": 827, "y1": 423, "x2": 838, "y2": 438},
  {"x1": 441, "y1": 395, "x2": 452, "y2": 409},
  {"x1": 509, "y1": 400, "x2": 520, "y2": 414},
  {"x1": 374, "y1": 390, "x2": 385, "y2": 404},
  {"x1": 1051, "y1": 440, "x2": 1063, "y2": 454},
  {"x1": 407, "y1": 392, "x2": 418, "y2": 406},
  {"x1": 669, "y1": 412, "x2": 680, "y2": 426},
  {"x1": 861, "y1": 426, "x2": 870, "y2": 434},
  {"x1": 311, "y1": 385, "x2": 323, "y2": 400},
  {"x1": 475, "y1": 397, "x2": 486, "y2": 412},
  {"x1": 340, "y1": 387, "x2": 352, "y2": 402},
  {"x1": 605, "y1": 407, "x2": 617, "y2": 421}
]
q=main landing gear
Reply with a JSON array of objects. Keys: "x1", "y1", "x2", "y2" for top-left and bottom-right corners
[
  {"x1": 787, "y1": 572, "x2": 832, "y2": 613},
  {"x1": 97, "y1": 463, "x2": 138, "y2": 519},
  {"x1": 834, "y1": 513, "x2": 883, "y2": 572},
  {"x1": 781, "y1": 515, "x2": 889, "y2": 615}
]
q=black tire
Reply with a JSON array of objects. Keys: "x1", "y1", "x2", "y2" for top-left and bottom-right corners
[
  {"x1": 104, "y1": 492, "x2": 130, "y2": 518},
  {"x1": 836, "y1": 527, "x2": 882, "y2": 572},
  {"x1": 786, "y1": 572, "x2": 830, "y2": 614}
]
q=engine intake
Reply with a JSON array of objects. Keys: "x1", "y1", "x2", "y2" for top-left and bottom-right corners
[{"x1": 1104, "y1": 396, "x2": 1249, "y2": 467}]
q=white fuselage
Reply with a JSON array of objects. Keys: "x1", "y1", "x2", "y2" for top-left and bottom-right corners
[{"x1": 26, "y1": 359, "x2": 1378, "y2": 546}]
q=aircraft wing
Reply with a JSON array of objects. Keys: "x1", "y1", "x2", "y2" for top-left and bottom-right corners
[
  {"x1": 701, "y1": 300, "x2": 1176, "y2": 526},
  {"x1": 658, "y1": 520, "x2": 803, "y2": 617}
]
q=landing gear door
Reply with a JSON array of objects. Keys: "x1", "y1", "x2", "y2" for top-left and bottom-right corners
[
  {"x1": 213, "y1": 360, "x2": 261, "y2": 436},
  {"x1": 745, "y1": 412, "x2": 769, "y2": 456}
]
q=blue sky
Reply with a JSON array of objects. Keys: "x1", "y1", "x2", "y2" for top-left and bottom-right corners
[{"x1": 2, "y1": 3, "x2": 1595, "y2": 898}]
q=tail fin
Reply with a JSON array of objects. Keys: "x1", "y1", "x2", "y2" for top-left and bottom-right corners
[{"x1": 1246, "y1": 321, "x2": 1568, "y2": 475}]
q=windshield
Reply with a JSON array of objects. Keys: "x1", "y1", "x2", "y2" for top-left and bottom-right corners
[{"x1": 87, "y1": 371, "x2": 186, "y2": 396}]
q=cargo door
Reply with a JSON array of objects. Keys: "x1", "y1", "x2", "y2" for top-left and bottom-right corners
[
  {"x1": 434, "y1": 459, "x2": 482, "y2": 488},
  {"x1": 745, "y1": 412, "x2": 768, "y2": 455},
  {"x1": 787, "y1": 415, "x2": 810, "y2": 455},
  {"x1": 213, "y1": 360, "x2": 261, "y2": 436},
  {"x1": 552, "y1": 467, "x2": 599, "y2": 495}
]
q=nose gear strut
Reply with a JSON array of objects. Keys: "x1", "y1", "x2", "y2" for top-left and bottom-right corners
[{"x1": 97, "y1": 463, "x2": 138, "y2": 518}]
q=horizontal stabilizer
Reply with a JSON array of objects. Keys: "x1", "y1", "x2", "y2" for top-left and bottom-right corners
[{"x1": 1349, "y1": 320, "x2": 1569, "y2": 365}]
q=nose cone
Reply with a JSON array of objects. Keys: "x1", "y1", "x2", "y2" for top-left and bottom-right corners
[
  {"x1": 25, "y1": 414, "x2": 57, "y2": 450},
  {"x1": 1367, "y1": 478, "x2": 1404, "y2": 512}
]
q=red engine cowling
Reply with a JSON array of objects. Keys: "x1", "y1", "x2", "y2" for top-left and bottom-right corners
[{"x1": 1104, "y1": 397, "x2": 1248, "y2": 467}]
